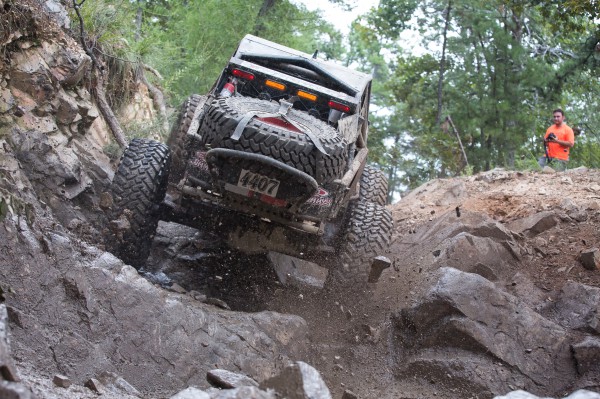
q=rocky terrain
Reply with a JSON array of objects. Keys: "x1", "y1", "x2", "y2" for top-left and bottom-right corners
[{"x1": 1, "y1": 1, "x2": 600, "y2": 399}]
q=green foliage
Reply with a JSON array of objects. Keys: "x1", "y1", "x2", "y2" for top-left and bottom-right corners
[
  {"x1": 138, "y1": 0, "x2": 343, "y2": 105},
  {"x1": 349, "y1": 0, "x2": 600, "y2": 193},
  {"x1": 103, "y1": 142, "x2": 122, "y2": 162},
  {"x1": 71, "y1": 0, "x2": 343, "y2": 106},
  {"x1": 68, "y1": 0, "x2": 141, "y2": 108},
  {"x1": 121, "y1": 117, "x2": 170, "y2": 142}
]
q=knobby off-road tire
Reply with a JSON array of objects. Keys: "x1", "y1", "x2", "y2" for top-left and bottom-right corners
[
  {"x1": 107, "y1": 139, "x2": 170, "y2": 269},
  {"x1": 167, "y1": 94, "x2": 204, "y2": 185},
  {"x1": 200, "y1": 97, "x2": 348, "y2": 184},
  {"x1": 359, "y1": 165, "x2": 388, "y2": 206},
  {"x1": 326, "y1": 200, "x2": 393, "y2": 289}
]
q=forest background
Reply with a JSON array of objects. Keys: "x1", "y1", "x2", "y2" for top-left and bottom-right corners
[{"x1": 73, "y1": 0, "x2": 599, "y2": 200}]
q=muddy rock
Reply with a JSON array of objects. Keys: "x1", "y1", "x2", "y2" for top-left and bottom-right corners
[
  {"x1": 170, "y1": 387, "x2": 211, "y2": 399},
  {"x1": 209, "y1": 386, "x2": 276, "y2": 399},
  {"x1": 432, "y1": 232, "x2": 519, "y2": 281},
  {"x1": 571, "y1": 336, "x2": 600, "y2": 376},
  {"x1": 260, "y1": 361, "x2": 331, "y2": 399},
  {"x1": 0, "y1": 304, "x2": 19, "y2": 383},
  {"x1": 206, "y1": 369, "x2": 259, "y2": 389},
  {"x1": 495, "y1": 390, "x2": 600, "y2": 399},
  {"x1": 42, "y1": 0, "x2": 70, "y2": 29},
  {"x1": 580, "y1": 248, "x2": 600, "y2": 270},
  {"x1": 548, "y1": 281, "x2": 600, "y2": 333},
  {"x1": 507, "y1": 211, "x2": 558, "y2": 237},
  {"x1": 51, "y1": 374, "x2": 70, "y2": 388},
  {"x1": 0, "y1": 305, "x2": 36, "y2": 399}
]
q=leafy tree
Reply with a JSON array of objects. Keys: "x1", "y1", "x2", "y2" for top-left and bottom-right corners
[{"x1": 350, "y1": 0, "x2": 599, "y2": 193}]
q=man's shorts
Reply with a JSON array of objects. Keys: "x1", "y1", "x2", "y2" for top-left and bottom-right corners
[{"x1": 538, "y1": 156, "x2": 568, "y2": 171}]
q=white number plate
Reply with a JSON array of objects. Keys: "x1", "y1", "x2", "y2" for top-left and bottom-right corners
[{"x1": 237, "y1": 169, "x2": 280, "y2": 196}]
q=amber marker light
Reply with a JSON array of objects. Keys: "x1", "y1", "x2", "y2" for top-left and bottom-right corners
[
  {"x1": 297, "y1": 90, "x2": 318, "y2": 102},
  {"x1": 265, "y1": 80, "x2": 286, "y2": 91}
]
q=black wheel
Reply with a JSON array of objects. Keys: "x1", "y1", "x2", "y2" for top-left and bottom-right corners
[
  {"x1": 167, "y1": 94, "x2": 205, "y2": 185},
  {"x1": 199, "y1": 97, "x2": 348, "y2": 184},
  {"x1": 106, "y1": 139, "x2": 170, "y2": 269},
  {"x1": 359, "y1": 165, "x2": 388, "y2": 206},
  {"x1": 326, "y1": 200, "x2": 393, "y2": 289}
]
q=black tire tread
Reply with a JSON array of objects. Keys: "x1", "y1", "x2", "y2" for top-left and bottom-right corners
[
  {"x1": 107, "y1": 139, "x2": 170, "y2": 268},
  {"x1": 167, "y1": 94, "x2": 204, "y2": 185},
  {"x1": 360, "y1": 165, "x2": 388, "y2": 206},
  {"x1": 328, "y1": 200, "x2": 393, "y2": 287}
]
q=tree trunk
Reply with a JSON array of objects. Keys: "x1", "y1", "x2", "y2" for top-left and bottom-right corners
[
  {"x1": 92, "y1": 70, "x2": 128, "y2": 148},
  {"x1": 135, "y1": 0, "x2": 142, "y2": 42},
  {"x1": 254, "y1": 0, "x2": 276, "y2": 36},
  {"x1": 445, "y1": 115, "x2": 468, "y2": 171},
  {"x1": 436, "y1": 0, "x2": 452, "y2": 125},
  {"x1": 139, "y1": 69, "x2": 168, "y2": 134}
]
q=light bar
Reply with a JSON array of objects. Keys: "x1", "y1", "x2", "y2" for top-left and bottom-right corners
[
  {"x1": 297, "y1": 90, "x2": 318, "y2": 102},
  {"x1": 232, "y1": 69, "x2": 255, "y2": 81},
  {"x1": 328, "y1": 100, "x2": 350, "y2": 113},
  {"x1": 265, "y1": 80, "x2": 286, "y2": 91}
]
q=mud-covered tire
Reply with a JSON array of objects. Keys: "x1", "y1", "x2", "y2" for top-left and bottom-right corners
[
  {"x1": 167, "y1": 94, "x2": 204, "y2": 185},
  {"x1": 200, "y1": 96, "x2": 348, "y2": 184},
  {"x1": 106, "y1": 139, "x2": 170, "y2": 269},
  {"x1": 359, "y1": 165, "x2": 388, "y2": 206},
  {"x1": 326, "y1": 200, "x2": 393, "y2": 289}
]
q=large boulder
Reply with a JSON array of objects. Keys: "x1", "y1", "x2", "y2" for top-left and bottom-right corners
[
  {"x1": 507, "y1": 211, "x2": 558, "y2": 238},
  {"x1": 401, "y1": 210, "x2": 517, "y2": 251},
  {"x1": 390, "y1": 267, "x2": 576, "y2": 397}
]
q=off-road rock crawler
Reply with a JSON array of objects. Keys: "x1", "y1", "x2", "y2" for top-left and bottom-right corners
[{"x1": 108, "y1": 34, "x2": 393, "y2": 288}]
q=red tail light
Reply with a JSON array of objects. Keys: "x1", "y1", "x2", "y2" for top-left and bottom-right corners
[
  {"x1": 328, "y1": 100, "x2": 350, "y2": 113},
  {"x1": 232, "y1": 69, "x2": 255, "y2": 81}
]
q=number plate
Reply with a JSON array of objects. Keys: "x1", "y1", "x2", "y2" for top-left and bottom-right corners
[{"x1": 237, "y1": 169, "x2": 280, "y2": 196}]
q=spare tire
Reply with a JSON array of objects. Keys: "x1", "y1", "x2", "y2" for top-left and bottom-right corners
[{"x1": 199, "y1": 97, "x2": 347, "y2": 184}]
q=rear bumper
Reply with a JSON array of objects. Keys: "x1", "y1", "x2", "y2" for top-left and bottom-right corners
[
  {"x1": 161, "y1": 195, "x2": 335, "y2": 256},
  {"x1": 181, "y1": 148, "x2": 347, "y2": 224}
]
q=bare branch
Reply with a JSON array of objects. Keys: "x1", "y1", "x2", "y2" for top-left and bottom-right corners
[
  {"x1": 143, "y1": 64, "x2": 163, "y2": 80},
  {"x1": 531, "y1": 45, "x2": 577, "y2": 59}
]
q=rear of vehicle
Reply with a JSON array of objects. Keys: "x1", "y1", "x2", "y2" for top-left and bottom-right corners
[
  {"x1": 107, "y1": 34, "x2": 392, "y2": 289},
  {"x1": 173, "y1": 35, "x2": 373, "y2": 240}
]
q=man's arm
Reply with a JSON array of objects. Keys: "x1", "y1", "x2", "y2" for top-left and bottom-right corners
[
  {"x1": 550, "y1": 137, "x2": 574, "y2": 148},
  {"x1": 547, "y1": 128, "x2": 574, "y2": 148}
]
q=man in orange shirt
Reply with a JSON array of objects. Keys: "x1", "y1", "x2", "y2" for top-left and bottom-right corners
[{"x1": 538, "y1": 108, "x2": 575, "y2": 171}]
